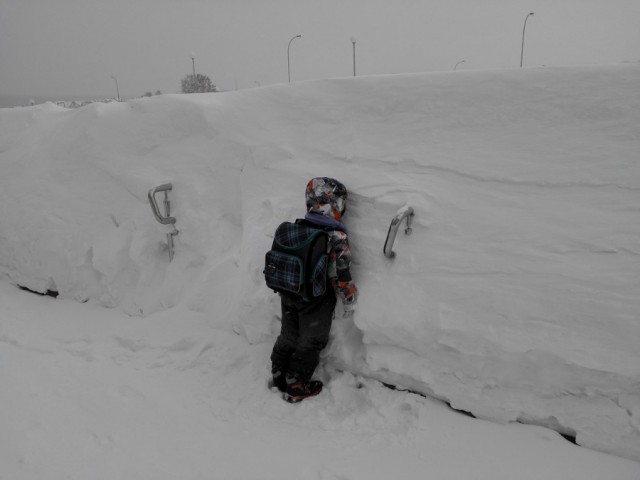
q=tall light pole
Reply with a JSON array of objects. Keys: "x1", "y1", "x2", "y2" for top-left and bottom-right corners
[
  {"x1": 351, "y1": 36, "x2": 357, "y2": 76},
  {"x1": 454, "y1": 60, "x2": 466, "y2": 70},
  {"x1": 111, "y1": 76, "x2": 120, "y2": 101},
  {"x1": 190, "y1": 53, "x2": 196, "y2": 77},
  {"x1": 287, "y1": 34, "x2": 301, "y2": 82},
  {"x1": 520, "y1": 12, "x2": 534, "y2": 67}
]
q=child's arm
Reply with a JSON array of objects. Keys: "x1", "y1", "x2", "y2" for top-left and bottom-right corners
[{"x1": 328, "y1": 231, "x2": 358, "y2": 305}]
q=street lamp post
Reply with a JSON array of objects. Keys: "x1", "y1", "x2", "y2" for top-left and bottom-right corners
[
  {"x1": 287, "y1": 34, "x2": 302, "y2": 82},
  {"x1": 191, "y1": 53, "x2": 196, "y2": 77},
  {"x1": 520, "y1": 12, "x2": 534, "y2": 67},
  {"x1": 351, "y1": 36, "x2": 357, "y2": 76},
  {"x1": 111, "y1": 76, "x2": 120, "y2": 101},
  {"x1": 454, "y1": 60, "x2": 466, "y2": 70}
]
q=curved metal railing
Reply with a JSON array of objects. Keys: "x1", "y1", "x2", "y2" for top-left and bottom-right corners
[
  {"x1": 148, "y1": 183, "x2": 178, "y2": 261},
  {"x1": 383, "y1": 205, "x2": 414, "y2": 258},
  {"x1": 148, "y1": 183, "x2": 176, "y2": 225}
]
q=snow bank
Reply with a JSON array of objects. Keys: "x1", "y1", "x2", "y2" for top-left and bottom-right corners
[{"x1": 1, "y1": 65, "x2": 639, "y2": 461}]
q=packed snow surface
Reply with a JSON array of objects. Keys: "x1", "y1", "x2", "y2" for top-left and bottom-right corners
[{"x1": 1, "y1": 65, "x2": 639, "y2": 477}]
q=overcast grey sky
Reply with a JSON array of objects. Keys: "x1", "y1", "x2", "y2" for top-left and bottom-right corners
[{"x1": 1, "y1": 0, "x2": 639, "y2": 99}]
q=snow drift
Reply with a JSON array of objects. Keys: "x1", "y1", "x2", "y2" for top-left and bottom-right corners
[{"x1": 1, "y1": 65, "x2": 639, "y2": 461}]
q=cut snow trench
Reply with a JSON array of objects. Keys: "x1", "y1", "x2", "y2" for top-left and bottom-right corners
[{"x1": 1, "y1": 65, "x2": 639, "y2": 462}]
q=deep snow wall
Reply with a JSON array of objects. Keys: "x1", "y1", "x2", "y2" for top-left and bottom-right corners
[{"x1": 1, "y1": 65, "x2": 639, "y2": 461}]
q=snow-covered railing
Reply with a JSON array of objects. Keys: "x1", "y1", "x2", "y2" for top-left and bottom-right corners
[
  {"x1": 383, "y1": 205, "x2": 414, "y2": 258},
  {"x1": 148, "y1": 183, "x2": 178, "y2": 261}
]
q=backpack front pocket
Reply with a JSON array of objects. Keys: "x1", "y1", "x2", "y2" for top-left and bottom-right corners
[{"x1": 264, "y1": 250, "x2": 303, "y2": 295}]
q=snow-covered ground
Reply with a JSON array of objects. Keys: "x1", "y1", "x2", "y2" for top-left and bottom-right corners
[{"x1": 1, "y1": 65, "x2": 639, "y2": 478}]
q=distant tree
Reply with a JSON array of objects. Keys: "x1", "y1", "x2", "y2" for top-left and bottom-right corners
[
  {"x1": 181, "y1": 73, "x2": 217, "y2": 93},
  {"x1": 155, "y1": 90, "x2": 162, "y2": 96},
  {"x1": 143, "y1": 91, "x2": 153, "y2": 97}
]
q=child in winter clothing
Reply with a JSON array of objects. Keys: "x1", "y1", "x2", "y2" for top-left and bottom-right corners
[{"x1": 270, "y1": 177, "x2": 358, "y2": 403}]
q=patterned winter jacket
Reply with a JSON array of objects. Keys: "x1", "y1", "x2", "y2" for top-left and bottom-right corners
[{"x1": 325, "y1": 228, "x2": 358, "y2": 306}]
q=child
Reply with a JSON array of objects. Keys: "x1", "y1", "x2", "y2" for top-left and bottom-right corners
[{"x1": 270, "y1": 177, "x2": 358, "y2": 403}]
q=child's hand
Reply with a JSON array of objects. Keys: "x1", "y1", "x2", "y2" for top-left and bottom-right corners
[{"x1": 343, "y1": 302, "x2": 356, "y2": 318}]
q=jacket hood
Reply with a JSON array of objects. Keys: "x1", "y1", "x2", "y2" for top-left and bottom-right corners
[{"x1": 305, "y1": 177, "x2": 348, "y2": 221}]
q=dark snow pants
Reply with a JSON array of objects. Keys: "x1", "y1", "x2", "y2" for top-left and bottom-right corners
[{"x1": 270, "y1": 291, "x2": 337, "y2": 381}]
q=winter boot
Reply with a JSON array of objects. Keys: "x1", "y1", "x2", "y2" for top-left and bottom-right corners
[
  {"x1": 283, "y1": 379, "x2": 323, "y2": 403},
  {"x1": 268, "y1": 366, "x2": 287, "y2": 393}
]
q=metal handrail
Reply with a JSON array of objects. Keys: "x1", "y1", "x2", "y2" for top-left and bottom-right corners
[
  {"x1": 383, "y1": 205, "x2": 414, "y2": 258},
  {"x1": 148, "y1": 183, "x2": 176, "y2": 225},
  {"x1": 148, "y1": 183, "x2": 178, "y2": 261}
]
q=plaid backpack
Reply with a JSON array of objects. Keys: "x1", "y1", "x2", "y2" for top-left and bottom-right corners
[{"x1": 263, "y1": 221, "x2": 329, "y2": 301}]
